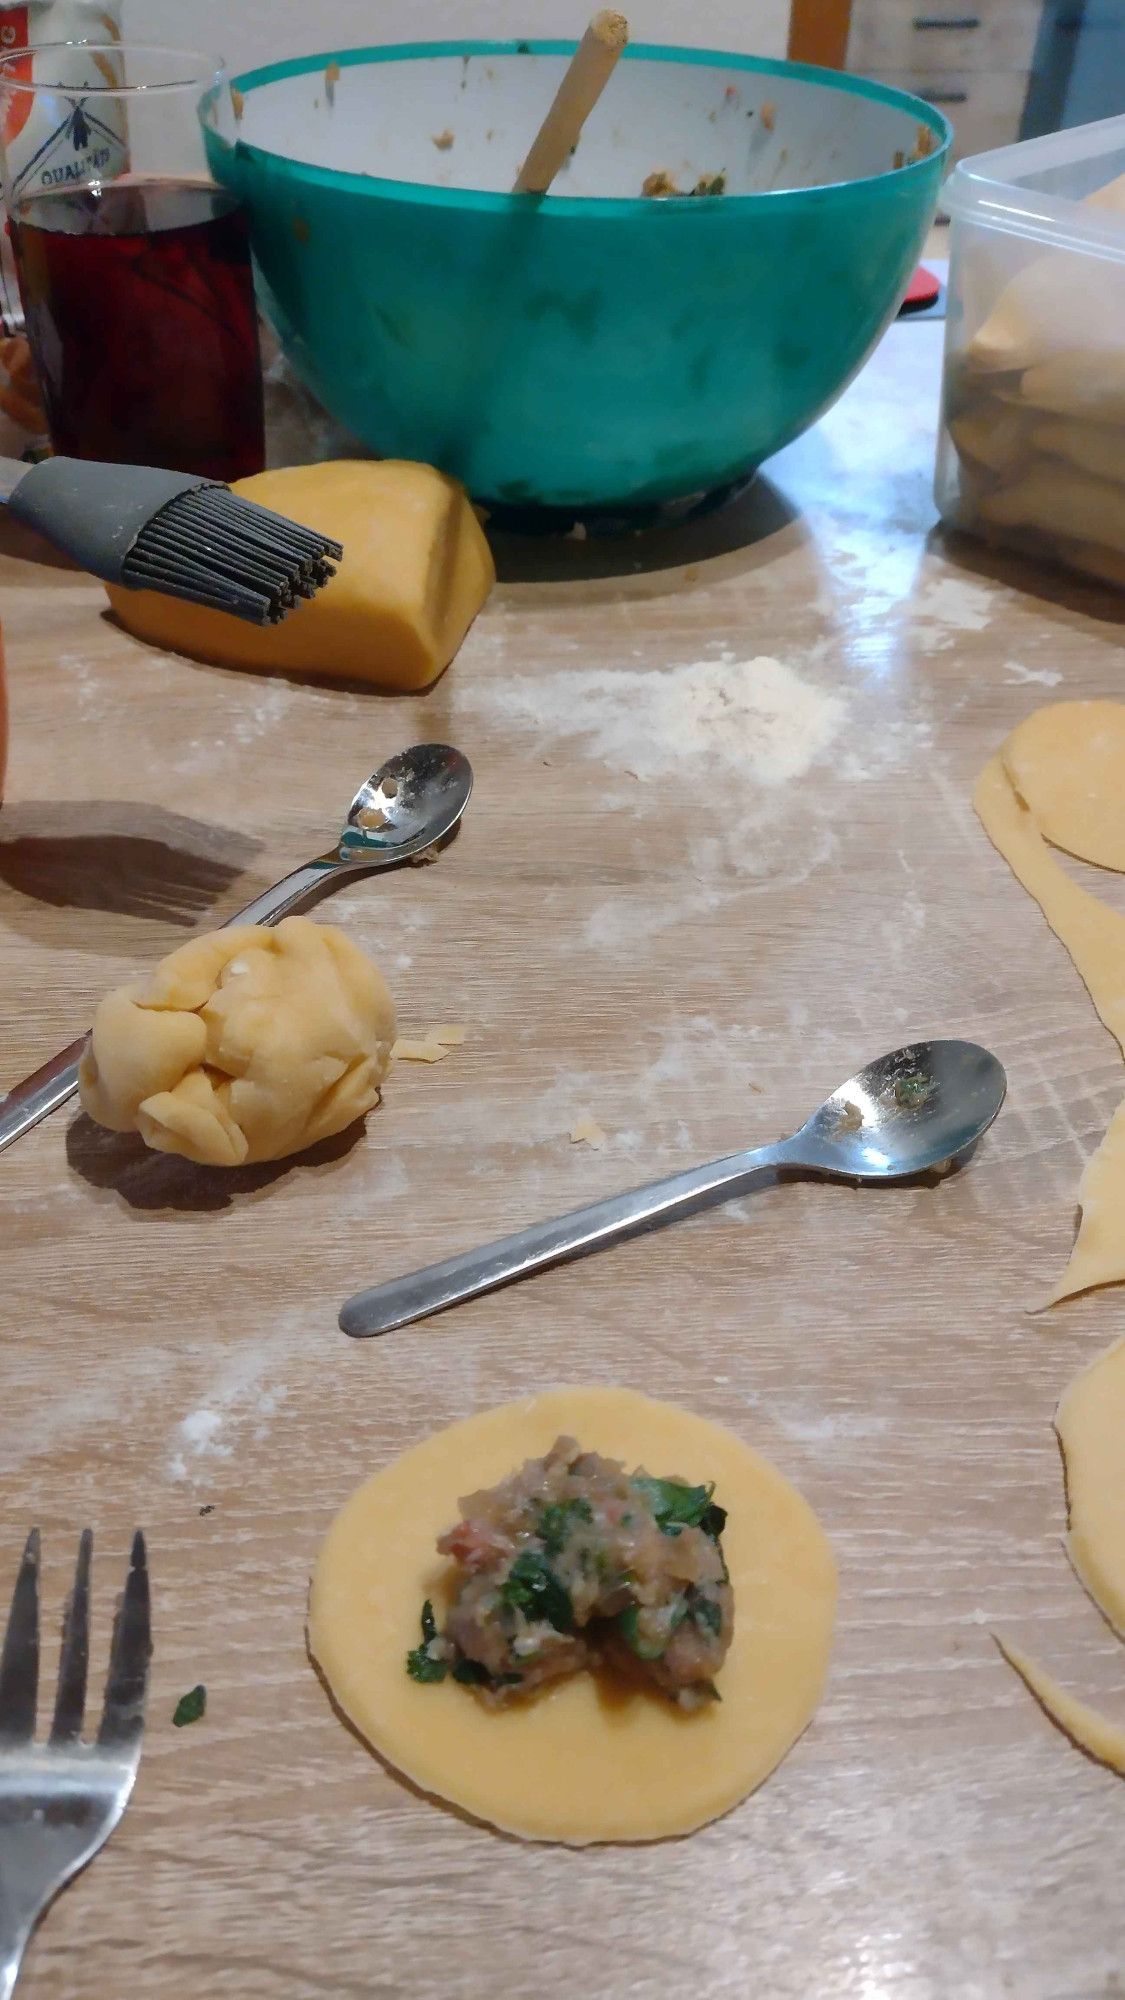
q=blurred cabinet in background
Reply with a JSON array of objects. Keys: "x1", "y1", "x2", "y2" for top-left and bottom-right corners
[
  {"x1": 795, "y1": 0, "x2": 1125, "y2": 162},
  {"x1": 843, "y1": 0, "x2": 1045, "y2": 160}
]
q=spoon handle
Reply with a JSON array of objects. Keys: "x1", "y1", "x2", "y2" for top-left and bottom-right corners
[
  {"x1": 0, "y1": 1035, "x2": 89, "y2": 1154},
  {"x1": 230, "y1": 860, "x2": 338, "y2": 926},
  {"x1": 339, "y1": 1138, "x2": 803, "y2": 1338}
]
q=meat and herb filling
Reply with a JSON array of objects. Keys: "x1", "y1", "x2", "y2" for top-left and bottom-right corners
[{"x1": 405, "y1": 1436, "x2": 733, "y2": 1710}]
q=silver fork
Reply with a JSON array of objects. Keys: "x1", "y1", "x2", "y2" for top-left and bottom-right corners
[{"x1": 0, "y1": 1532, "x2": 150, "y2": 1998}]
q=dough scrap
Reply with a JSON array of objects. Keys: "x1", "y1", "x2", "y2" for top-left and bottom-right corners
[
  {"x1": 1057, "y1": 1336, "x2": 1125, "y2": 1633},
  {"x1": 1047, "y1": 1098, "x2": 1125, "y2": 1304},
  {"x1": 392, "y1": 1037, "x2": 450, "y2": 1063},
  {"x1": 107, "y1": 461, "x2": 495, "y2": 693},
  {"x1": 997, "y1": 1638, "x2": 1125, "y2": 1776},
  {"x1": 79, "y1": 916, "x2": 395, "y2": 1166},
  {"x1": 996, "y1": 1338, "x2": 1125, "y2": 1777},
  {"x1": 1003, "y1": 700, "x2": 1125, "y2": 872},
  {"x1": 974, "y1": 756, "x2": 1125, "y2": 1056},
  {"x1": 569, "y1": 1114, "x2": 607, "y2": 1148},
  {"x1": 308, "y1": 1387, "x2": 836, "y2": 1844},
  {"x1": 975, "y1": 747, "x2": 1125, "y2": 1301}
]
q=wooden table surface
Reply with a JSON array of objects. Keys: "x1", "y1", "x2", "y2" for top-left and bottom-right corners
[{"x1": 3, "y1": 320, "x2": 1124, "y2": 2000}]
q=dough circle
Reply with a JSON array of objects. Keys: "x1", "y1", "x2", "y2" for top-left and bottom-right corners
[
  {"x1": 308, "y1": 1386, "x2": 837, "y2": 1845},
  {"x1": 1004, "y1": 700, "x2": 1125, "y2": 872}
]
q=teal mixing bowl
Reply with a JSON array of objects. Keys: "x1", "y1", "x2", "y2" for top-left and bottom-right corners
[{"x1": 206, "y1": 42, "x2": 950, "y2": 511}]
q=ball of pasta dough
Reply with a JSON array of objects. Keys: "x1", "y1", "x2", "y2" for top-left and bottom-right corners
[{"x1": 78, "y1": 917, "x2": 395, "y2": 1167}]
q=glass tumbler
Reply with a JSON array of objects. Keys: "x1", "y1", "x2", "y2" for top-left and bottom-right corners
[{"x1": 0, "y1": 40, "x2": 264, "y2": 480}]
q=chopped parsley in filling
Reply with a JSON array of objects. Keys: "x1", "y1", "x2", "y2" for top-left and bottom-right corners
[{"x1": 405, "y1": 1437, "x2": 733, "y2": 1710}]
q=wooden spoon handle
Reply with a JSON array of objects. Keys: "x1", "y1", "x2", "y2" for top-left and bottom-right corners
[{"x1": 513, "y1": 11, "x2": 628, "y2": 195}]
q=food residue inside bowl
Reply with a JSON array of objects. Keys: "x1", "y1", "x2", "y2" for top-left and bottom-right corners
[{"x1": 641, "y1": 169, "x2": 727, "y2": 199}]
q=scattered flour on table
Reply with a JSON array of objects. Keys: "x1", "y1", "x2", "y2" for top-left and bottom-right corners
[
  {"x1": 460, "y1": 654, "x2": 846, "y2": 785},
  {"x1": 582, "y1": 884, "x2": 728, "y2": 953},
  {"x1": 909, "y1": 576, "x2": 996, "y2": 653},
  {"x1": 165, "y1": 1317, "x2": 307, "y2": 1482},
  {"x1": 1004, "y1": 660, "x2": 1063, "y2": 688},
  {"x1": 771, "y1": 1408, "x2": 891, "y2": 1444}
]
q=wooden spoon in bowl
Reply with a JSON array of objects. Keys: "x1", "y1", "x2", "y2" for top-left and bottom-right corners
[{"x1": 513, "y1": 11, "x2": 628, "y2": 195}]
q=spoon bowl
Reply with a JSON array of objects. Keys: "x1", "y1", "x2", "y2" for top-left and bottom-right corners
[
  {"x1": 338, "y1": 743, "x2": 474, "y2": 863},
  {"x1": 796, "y1": 1039, "x2": 1007, "y2": 1181}
]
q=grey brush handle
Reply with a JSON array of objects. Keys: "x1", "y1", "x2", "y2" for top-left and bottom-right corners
[
  {"x1": 0, "y1": 859, "x2": 335, "y2": 1155},
  {"x1": 340, "y1": 1137, "x2": 806, "y2": 1338},
  {"x1": 2, "y1": 456, "x2": 210, "y2": 580}
]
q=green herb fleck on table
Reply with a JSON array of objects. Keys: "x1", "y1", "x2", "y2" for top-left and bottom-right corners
[{"x1": 172, "y1": 1684, "x2": 206, "y2": 1728}]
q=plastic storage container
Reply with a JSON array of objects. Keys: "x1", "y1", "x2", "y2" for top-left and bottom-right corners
[{"x1": 936, "y1": 114, "x2": 1125, "y2": 590}]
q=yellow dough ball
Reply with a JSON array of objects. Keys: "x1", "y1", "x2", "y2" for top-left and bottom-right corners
[
  {"x1": 106, "y1": 460, "x2": 495, "y2": 692},
  {"x1": 78, "y1": 917, "x2": 395, "y2": 1167}
]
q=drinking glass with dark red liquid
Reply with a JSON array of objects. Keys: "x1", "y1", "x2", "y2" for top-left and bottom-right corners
[{"x1": 0, "y1": 42, "x2": 264, "y2": 480}]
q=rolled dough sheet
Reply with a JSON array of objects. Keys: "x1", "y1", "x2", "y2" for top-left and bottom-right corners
[
  {"x1": 1003, "y1": 701, "x2": 1125, "y2": 873},
  {"x1": 975, "y1": 755, "x2": 1125, "y2": 1302},
  {"x1": 974, "y1": 756, "x2": 1125, "y2": 1055},
  {"x1": 308, "y1": 1386, "x2": 837, "y2": 1845},
  {"x1": 997, "y1": 1339, "x2": 1125, "y2": 1778},
  {"x1": 998, "y1": 1638, "x2": 1125, "y2": 1776},
  {"x1": 1057, "y1": 1336, "x2": 1125, "y2": 1633},
  {"x1": 1048, "y1": 1097, "x2": 1125, "y2": 1304}
]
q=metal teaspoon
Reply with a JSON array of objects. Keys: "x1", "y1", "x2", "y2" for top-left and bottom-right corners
[
  {"x1": 340, "y1": 1039, "x2": 1006, "y2": 1338},
  {"x1": 0, "y1": 742, "x2": 473, "y2": 1154}
]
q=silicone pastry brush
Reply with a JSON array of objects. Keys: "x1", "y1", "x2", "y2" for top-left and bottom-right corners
[{"x1": 0, "y1": 454, "x2": 343, "y2": 623}]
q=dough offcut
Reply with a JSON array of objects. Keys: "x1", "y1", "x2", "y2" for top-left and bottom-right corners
[
  {"x1": 107, "y1": 460, "x2": 495, "y2": 692},
  {"x1": 1003, "y1": 700, "x2": 1125, "y2": 873},
  {"x1": 997, "y1": 1339, "x2": 1125, "y2": 1777},
  {"x1": 975, "y1": 748, "x2": 1125, "y2": 1303},
  {"x1": 79, "y1": 916, "x2": 395, "y2": 1166}
]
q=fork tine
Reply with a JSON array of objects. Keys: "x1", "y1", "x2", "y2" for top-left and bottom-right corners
[
  {"x1": 50, "y1": 1528, "x2": 93, "y2": 1746},
  {"x1": 97, "y1": 1531, "x2": 151, "y2": 1751},
  {"x1": 0, "y1": 1528, "x2": 40, "y2": 1745}
]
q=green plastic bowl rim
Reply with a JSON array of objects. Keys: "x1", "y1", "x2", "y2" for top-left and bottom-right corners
[{"x1": 216, "y1": 39, "x2": 953, "y2": 216}]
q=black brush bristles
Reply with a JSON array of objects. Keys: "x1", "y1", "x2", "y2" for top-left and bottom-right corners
[{"x1": 121, "y1": 485, "x2": 344, "y2": 625}]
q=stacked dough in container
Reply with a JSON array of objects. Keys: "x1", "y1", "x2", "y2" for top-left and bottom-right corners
[{"x1": 944, "y1": 172, "x2": 1125, "y2": 587}]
